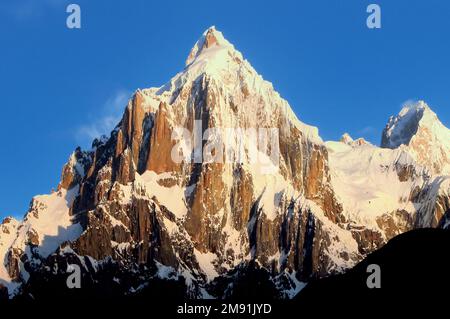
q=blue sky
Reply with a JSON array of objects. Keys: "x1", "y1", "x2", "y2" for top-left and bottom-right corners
[{"x1": 0, "y1": 0, "x2": 449, "y2": 218}]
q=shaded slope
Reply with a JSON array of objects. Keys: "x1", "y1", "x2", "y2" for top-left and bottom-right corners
[{"x1": 296, "y1": 228, "x2": 450, "y2": 306}]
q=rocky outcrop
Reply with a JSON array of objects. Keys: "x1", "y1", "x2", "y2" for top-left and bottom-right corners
[
  {"x1": 349, "y1": 226, "x2": 384, "y2": 255},
  {"x1": 376, "y1": 210, "x2": 414, "y2": 240},
  {"x1": 413, "y1": 177, "x2": 450, "y2": 228},
  {"x1": 59, "y1": 147, "x2": 91, "y2": 191},
  {"x1": 6, "y1": 248, "x2": 23, "y2": 281}
]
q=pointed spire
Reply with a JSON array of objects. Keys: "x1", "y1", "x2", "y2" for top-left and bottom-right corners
[
  {"x1": 340, "y1": 133, "x2": 354, "y2": 144},
  {"x1": 185, "y1": 26, "x2": 235, "y2": 66}
]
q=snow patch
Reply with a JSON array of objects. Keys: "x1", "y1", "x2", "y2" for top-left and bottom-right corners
[
  {"x1": 194, "y1": 249, "x2": 219, "y2": 281},
  {"x1": 135, "y1": 171, "x2": 188, "y2": 219}
]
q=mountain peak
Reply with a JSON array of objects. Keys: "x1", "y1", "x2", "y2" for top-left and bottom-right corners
[
  {"x1": 1, "y1": 216, "x2": 18, "y2": 226},
  {"x1": 149, "y1": 26, "x2": 323, "y2": 145},
  {"x1": 381, "y1": 100, "x2": 450, "y2": 175},
  {"x1": 185, "y1": 26, "x2": 236, "y2": 66},
  {"x1": 202, "y1": 26, "x2": 222, "y2": 48},
  {"x1": 339, "y1": 133, "x2": 370, "y2": 147},
  {"x1": 381, "y1": 100, "x2": 439, "y2": 149},
  {"x1": 340, "y1": 133, "x2": 354, "y2": 144}
]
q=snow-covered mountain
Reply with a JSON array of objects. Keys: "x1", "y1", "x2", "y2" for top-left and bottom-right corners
[
  {"x1": 326, "y1": 133, "x2": 449, "y2": 243},
  {"x1": 381, "y1": 101, "x2": 450, "y2": 175},
  {"x1": 1, "y1": 27, "x2": 449, "y2": 300},
  {"x1": 325, "y1": 100, "x2": 450, "y2": 241}
]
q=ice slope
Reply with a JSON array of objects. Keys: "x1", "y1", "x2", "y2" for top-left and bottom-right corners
[{"x1": 326, "y1": 139, "x2": 425, "y2": 231}]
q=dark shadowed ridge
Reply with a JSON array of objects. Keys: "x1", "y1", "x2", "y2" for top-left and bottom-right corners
[{"x1": 295, "y1": 228, "x2": 450, "y2": 315}]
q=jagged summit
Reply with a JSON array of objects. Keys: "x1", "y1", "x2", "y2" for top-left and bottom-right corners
[
  {"x1": 381, "y1": 101, "x2": 434, "y2": 148},
  {"x1": 1, "y1": 216, "x2": 17, "y2": 224},
  {"x1": 381, "y1": 100, "x2": 450, "y2": 175},
  {"x1": 145, "y1": 26, "x2": 322, "y2": 143},
  {"x1": 338, "y1": 133, "x2": 370, "y2": 147},
  {"x1": 185, "y1": 26, "x2": 235, "y2": 66},
  {"x1": 151, "y1": 26, "x2": 248, "y2": 99},
  {"x1": 182, "y1": 26, "x2": 244, "y2": 78},
  {"x1": 340, "y1": 133, "x2": 354, "y2": 144}
]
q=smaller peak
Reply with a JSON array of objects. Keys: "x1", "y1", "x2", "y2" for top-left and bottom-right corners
[
  {"x1": 340, "y1": 133, "x2": 354, "y2": 144},
  {"x1": 381, "y1": 100, "x2": 442, "y2": 149},
  {"x1": 340, "y1": 133, "x2": 370, "y2": 147},
  {"x1": 1, "y1": 216, "x2": 18, "y2": 226},
  {"x1": 382, "y1": 100, "x2": 450, "y2": 175},
  {"x1": 353, "y1": 138, "x2": 370, "y2": 146}
]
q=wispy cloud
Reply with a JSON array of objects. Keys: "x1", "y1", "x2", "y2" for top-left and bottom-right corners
[
  {"x1": 75, "y1": 89, "x2": 131, "y2": 146},
  {"x1": 357, "y1": 126, "x2": 376, "y2": 135}
]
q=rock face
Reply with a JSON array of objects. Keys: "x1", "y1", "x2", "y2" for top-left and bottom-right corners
[
  {"x1": 0, "y1": 27, "x2": 449, "y2": 300},
  {"x1": 60, "y1": 27, "x2": 353, "y2": 296}
]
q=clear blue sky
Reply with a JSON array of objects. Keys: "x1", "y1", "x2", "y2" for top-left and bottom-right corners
[{"x1": 0, "y1": 0, "x2": 449, "y2": 218}]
